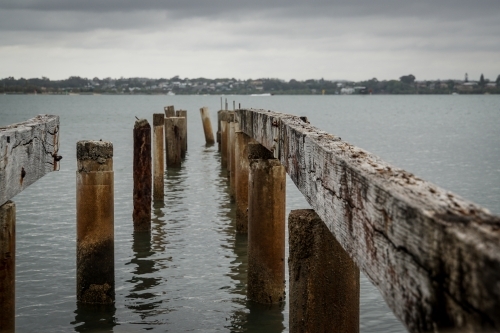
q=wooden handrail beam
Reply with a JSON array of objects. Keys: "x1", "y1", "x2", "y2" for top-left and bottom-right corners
[
  {"x1": 237, "y1": 108, "x2": 500, "y2": 332},
  {"x1": 0, "y1": 115, "x2": 60, "y2": 206}
]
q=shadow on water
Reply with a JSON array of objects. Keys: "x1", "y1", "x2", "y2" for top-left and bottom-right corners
[
  {"x1": 216, "y1": 166, "x2": 285, "y2": 333},
  {"x1": 72, "y1": 303, "x2": 117, "y2": 332}
]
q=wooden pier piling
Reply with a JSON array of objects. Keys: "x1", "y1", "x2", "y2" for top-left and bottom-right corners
[
  {"x1": 76, "y1": 140, "x2": 115, "y2": 304},
  {"x1": 288, "y1": 209, "x2": 359, "y2": 333},
  {"x1": 153, "y1": 114, "x2": 164, "y2": 201},
  {"x1": 220, "y1": 119, "x2": 228, "y2": 168},
  {"x1": 200, "y1": 107, "x2": 215, "y2": 145},
  {"x1": 0, "y1": 201, "x2": 15, "y2": 333},
  {"x1": 217, "y1": 110, "x2": 225, "y2": 151},
  {"x1": 176, "y1": 110, "x2": 188, "y2": 157},
  {"x1": 234, "y1": 131, "x2": 253, "y2": 233},
  {"x1": 133, "y1": 119, "x2": 152, "y2": 231},
  {"x1": 164, "y1": 105, "x2": 176, "y2": 118},
  {"x1": 165, "y1": 117, "x2": 184, "y2": 168},
  {"x1": 228, "y1": 121, "x2": 236, "y2": 202},
  {"x1": 247, "y1": 143, "x2": 286, "y2": 304}
]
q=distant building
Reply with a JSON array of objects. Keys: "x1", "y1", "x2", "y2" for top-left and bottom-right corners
[{"x1": 340, "y1": 87, "x2": 354, "y2": 95}]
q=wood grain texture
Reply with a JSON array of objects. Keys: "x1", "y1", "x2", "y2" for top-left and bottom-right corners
[
  {"x1": 0, "y1": 115, "x2": 60, "y2": 206},
  {"x1": 237, "y1": 108, "x2": 500, "y2": 333}
]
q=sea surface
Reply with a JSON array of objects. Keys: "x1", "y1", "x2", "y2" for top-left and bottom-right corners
[{"x1": 0, "y1": 95, "x2": 499, "y2": 332}]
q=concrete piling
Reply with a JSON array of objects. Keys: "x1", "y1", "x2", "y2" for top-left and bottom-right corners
[
  {"x1": 153, "y1": 114, "x2": 164, "y2": 201},
  {"x1": 76, "y1": 140, "x2": 115, "y2": 304},
  {"x1": 234, "y1": 132, "x2": 253, "y2": 233},
  {"x1": 133, "y1": 119, "x2": 152, "y2": 231},
  {"x1": 165, "y1": 117, "x2": 184, "y2": 168},
  {"x1": 176, "y1": 110, "x2": 188, "y2": 157},
  {"x1": 288, "y1": 209, "x2": 360, "y2": 333},
  {"x1": 0, "y1": 201, "x2": 15, "y2": 333},
  {"x1": 247, "y1": 143, "x2": 286, "y2": 304},
  {"x1": 200, "y1": 107, "x2": 215, "y2": 145}
]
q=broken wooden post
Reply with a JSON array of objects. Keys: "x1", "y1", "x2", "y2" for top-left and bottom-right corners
[
  {"x1": 164, "y1": 105, "x2": 175, "y2": 118},
  {"x1": 76, "y1": 140, "x2": 115, "y2": 304},
  {"x1": 176, "y1": 110, "x2": 188, "y2": 157},
  {"x1": 153, "y1": 114, "x2": 164, "y2": 201},
  {"x1": 247, "y1": 143, "x2": 286, "y2": 304},
  {"x1": 0, "y1": 201, "x2": 15, "y2": 333},
  {"x1": 234, "y1": 131, "x2": 253, "y2": 233},
  {"x1": 199, "y1": 107, "x2": 215, "y2": 145},
  {"x1": 165, "y1": 117, "x2": 184, "y2": 168},
  {"x1": 133, "y1": 119, "x2": 152, "y2": 232},
  {"x1": 288, "y1": 209, "x2": 359, "y2": 333}
]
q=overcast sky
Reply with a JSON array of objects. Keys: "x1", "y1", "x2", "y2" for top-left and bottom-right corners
[{"x1": 1, "y1": 0, "x2": 499, "y2": 81}]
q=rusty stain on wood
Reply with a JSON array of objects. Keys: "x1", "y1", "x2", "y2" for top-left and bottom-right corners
[{"x1": 133, "y1": 119, "x2": 152, "y2": 231}]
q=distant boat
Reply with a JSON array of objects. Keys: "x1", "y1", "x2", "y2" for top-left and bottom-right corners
[
  {"x1": 167, "y1": 91, "x2": 175, "y2": 96},
  {"x1": 250, "y1": 93, "x2": 272, "y2": 96},
  {"x1": 452, "y1": 92, "x2": 459, "y2": 95}
]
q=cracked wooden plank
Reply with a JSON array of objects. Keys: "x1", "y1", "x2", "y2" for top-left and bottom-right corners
[
  {"x1": 237, "y1": 108, "x2": 500, "y2": 333},
  {"x1": 0, "y1": 115, "x2": 60, "y2": 206}
]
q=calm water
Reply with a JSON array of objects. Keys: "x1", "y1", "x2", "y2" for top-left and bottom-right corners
[{"x1": 1, "y1": 95, "x2": 499, "y2": 332}]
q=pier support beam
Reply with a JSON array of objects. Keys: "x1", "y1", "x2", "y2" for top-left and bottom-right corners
[
  {"x1": 133, "y1": 119, "x2": 152, "y2": 231},
  {"x1": 234, "y1": 132, "x2": 253, "y2": 233},
  {"x1": 247, "y1": 143, "x2": 286, "y2": 304},
  {"x1": 165, "y1": 117, "x2": 184, "y2": 168},
  {"x1": 200, "y1": 107, "x2": 215, "y2": 145},
  {"x1": 0, "y1": 201, "x2": 15, "y2": 333},
  {"x1": 288, "y1": 209, "x2": 359, "y2": 333},
  {"x1": 176, "y1": 110, "x2": 188, "y2": 157},
  {"x1": 153, "y1": 114, "x2": 164, "y2": 201},
  {"x1": 76, "y1": 140, "x2": 115, "y2": 304}
]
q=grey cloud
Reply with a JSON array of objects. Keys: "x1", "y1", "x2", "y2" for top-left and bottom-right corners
[{"x1": 1, "y1": 0, "x2": 499, "y2": 20}]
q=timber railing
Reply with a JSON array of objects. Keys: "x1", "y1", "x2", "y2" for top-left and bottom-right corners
[{"x1": 235, "y1": 108, "x2": 500, "y2": 333}]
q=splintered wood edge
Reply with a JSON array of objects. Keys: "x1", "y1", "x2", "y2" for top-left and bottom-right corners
[
  {"x1": 237, "y1": 108, "x2": 500, "y2": 332},
  {"x1": 0, "y1": 115, "x2": 60, "y2": 206}
]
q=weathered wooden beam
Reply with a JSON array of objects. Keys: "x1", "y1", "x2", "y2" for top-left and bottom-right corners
[
  {"x1": 236, "y1": 108, "x2": 500, "y2": 333},
  {"x1": 0, "y1": 115, "x2": 60, "y2": 206}
]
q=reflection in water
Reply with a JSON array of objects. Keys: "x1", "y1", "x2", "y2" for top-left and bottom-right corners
[
  {"x1": 125, "y1": 231, "x2": 162, "y2": 321},
  {"x1": 151, "y1": 200, "x2": 168, "y2": 259},
  {"x1": 217, "y1": 164, "x2": 286, "y2": 332},
  {"x1": 72, "y1": 303, "x2": 117, "y2": 332},
  {"x1": 124, "y1": 201, "x2": 172, "y2": 327}
]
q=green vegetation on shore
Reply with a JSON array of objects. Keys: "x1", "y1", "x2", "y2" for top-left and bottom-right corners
[{"x1": 2, "y1": 74, "x2": 499, "y2": 95}]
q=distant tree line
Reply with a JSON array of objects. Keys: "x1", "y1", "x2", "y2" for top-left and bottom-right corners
[{"x1": 1, "y1": 74, "x2": 499, "y2": 95}]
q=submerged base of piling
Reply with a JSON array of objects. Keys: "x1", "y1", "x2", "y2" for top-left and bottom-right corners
[
  {"x1": 0, "y1": 201, "x2": 15, "y2": 333},
  {"x1": 288, "y1": 209, "x2": 359, "y2": 333}
]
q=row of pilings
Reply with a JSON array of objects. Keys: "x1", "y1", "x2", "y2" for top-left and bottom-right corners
[
  {"x1": 1, "y1": 105, "x2": 359, "y2": 332},
  {"x1": 217, "y1": 109, "x2": 360, "y2": 332},
  {"x1": 74, "y1": 105, "x2": 215, "y2": 311}
]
